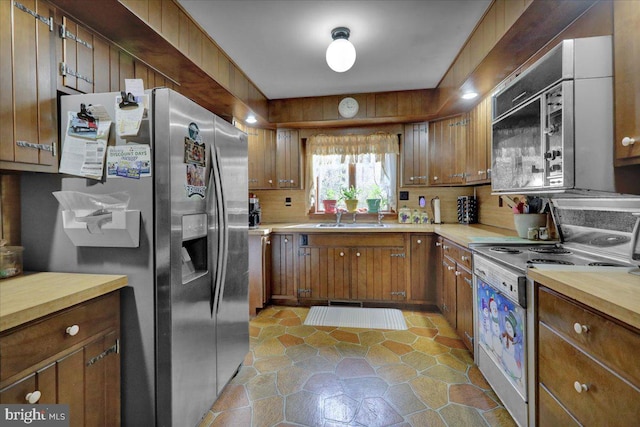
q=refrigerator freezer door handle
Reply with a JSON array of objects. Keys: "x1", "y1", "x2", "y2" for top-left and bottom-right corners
[{"x1": 211, "y1": 146, "x2": 229, "y2": 315}]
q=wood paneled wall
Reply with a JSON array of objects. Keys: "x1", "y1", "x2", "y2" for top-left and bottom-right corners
[{"x1": 0, "y1": 174, "x2": 20, "y2": 245}]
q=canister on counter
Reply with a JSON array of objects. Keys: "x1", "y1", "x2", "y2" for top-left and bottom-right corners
[
  {"x1": 398, "y1": 206, "x2": 411, "y2": 223},
  {"x1": 527, "y1": 227, "x2": 539, "y2": 240},
  {"x1": 539, "y1": 227, "x2": 549, "y2": 240}
]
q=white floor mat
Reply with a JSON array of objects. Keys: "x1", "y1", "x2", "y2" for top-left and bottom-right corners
[{"x1": 303, "y1": 306, "x2": 408, "y2": 330}]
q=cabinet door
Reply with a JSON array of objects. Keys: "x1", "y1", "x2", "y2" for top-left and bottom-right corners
[
  {"x1": 428, "y1": 121, "x2": 444, "y2": 185},
  {"x1": 84, "y1": 332, "x2": 120, "y2": 427},
  {"x1": 466, "y1": 96, "x2": 491, "y2": 183},
  {"x1": 351, "y1": 247, "x2": 406, "y2": 301},
  {"x1": 248, "y1": 128, "x2": 277, "y2": 189},
  {"x1": 298, "y1": 247, "x2": 349, "y2": 300},
  {"x1": 0, "y1": 362, "x2": 55, "y2": 405},
  {"x1": 435, "y1": 237, "x2": 444, "y2": 311},
  {"x1": 449, "y1": 114, "x2": 468, "y2": 184},
  {"x1": 442, "y1": 256, "x2": 457, "y2": 328},
  {"x1": 60, "y1": 16, "x2": 94, "y2": 93},
  {"x1": 58, "y1": 348, "x2": 85, "y2": 427},
  {"x1": 262, "y1": 236, "x2": 272, "y2": 305},
  {"x1": 402, "y1": 123, "x2": 428, "y2": 186},
  {"x1": 270, "y1": 234, "x2": 296, "y2": 298},
  {"x1": 276, "y1": 129, "x2": 300, "y2": 188},
  {"x1": 614, "y1": 1, "x2": 640, "y2": 164},
  {"x1": 455, "y1": 267, "x2": 474, "y2": 353},
  {"x1": 0, "y1": 0, "x2": 57, "y2": 171},
  {"x1": 409, "y1": 234, "x2": 437, "y2": 304}
]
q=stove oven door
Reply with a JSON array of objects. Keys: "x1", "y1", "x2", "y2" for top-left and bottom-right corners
[{"x1": 476, "y1": 277, "x2": 527, "y2": 400}]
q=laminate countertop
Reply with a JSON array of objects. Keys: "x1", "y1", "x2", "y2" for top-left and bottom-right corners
[
  {"x1": 528, "y1": 267, "x2": 640, "y2": 331},
  {"x1": 0, "y1": 272, "x2": 128, "y2": 332},
  {"x1": 250, "y1": 223, "x2": 518, "y2": 247}
]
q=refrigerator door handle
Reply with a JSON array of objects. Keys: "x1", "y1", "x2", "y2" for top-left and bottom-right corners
[{"x1": 211, "y1": 146, "x2": 229, "y2": 315}]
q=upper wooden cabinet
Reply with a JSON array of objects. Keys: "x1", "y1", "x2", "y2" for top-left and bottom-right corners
[
  {"x1": 0, "y1": 0, "x2": 58, "y2": 173},
  {"x1": 466, "y1": 96, "x2": 492, "y2": 184},
  {"x1": 276, "y1": 129, "x2": 301, "y2": 189},
  {"x1": 429, "y1": 114, "x2": 468, "y2": 185},
  {"x1": 613, "y1": 1, "x2": 640, "y2": 165},
  {"x1": 401, "y1": 123, "x2": 429, "y2": 186},
  {"x1": 248, "y1": 128, "x2": 277, "y2": 190}
]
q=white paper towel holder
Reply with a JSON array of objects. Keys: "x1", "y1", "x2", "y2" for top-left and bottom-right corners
[{"x1": 431, "y1": 196, "x2": 441, "y2": 224}]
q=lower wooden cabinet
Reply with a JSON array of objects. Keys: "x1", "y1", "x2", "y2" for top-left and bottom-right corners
[
  {"x1": 536, "y1": 285, "x2": 640, "y2": 426},
  {"x1": 270, "y1": 233, "x2": 296, "y2": 299},
  {"x1": 440, "y1": 238, "x2": 474, "y2": 353},
  {"x1": 409, "y1": 234, "x2": 438, "y2": 305},
  {"x1": 249, "y1": 233, "x2": 272, "y2": 317},
  {"x1": 0, "y1": 292, "x2": 121, "y2": 427}
]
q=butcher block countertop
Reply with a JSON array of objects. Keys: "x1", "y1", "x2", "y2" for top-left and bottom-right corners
[
  {"x1": 0, "y1": 272, "x2": 128, "y2": 332},
  {"x1": 528, "y1": 268, "x2": 640, "y2": 331}
]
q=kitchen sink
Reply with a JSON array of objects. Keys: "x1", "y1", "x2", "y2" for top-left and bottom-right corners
[{"x1": 315, "y1": 223, "x2": 387, "y2": 228}]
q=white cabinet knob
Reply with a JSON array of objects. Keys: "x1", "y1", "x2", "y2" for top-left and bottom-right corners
[
  {"x1": 268, "y1": 179, "x2": 273, "y2": 184},
  {"x1": 443, "y1": 245, "x2": 449, "y2": 250},
  {"x1": 622, "y1": 137, "x2": 636, "y2": 147},
  {"x1": 447, "y1": 266, "x2": 454, "y2": 271},
  {"x1": 340, "y1": 252, "x2": 345, "y2": 257},
  {"x1": 574, "y1": 381, "x2": 589, "y2": 393},
  {"x1": 573, "y1": 323, "x2": 589, "y2": 334},
  {"x1": 409, "y1": 177, "x2": 414, "y2": 181},
  {"x1": 461, "y1": 255, "x2": 469, "y2": 261},
  {"x1": 455, "y1": 271, "x2": 461, "y2": 276},
  {"x1": 266, "y1": 240, "x2": 271, "y2": 245},
  {"x1": 417, "y1": 239, "x2": 422, "y2": 244},
  {"x1": 356, "y1": 252, "x2": 361, "y2": 257},
  {"x1": 26, "y1": 391, "x2": 41, "y2": 403},
  {"x1": 433, "y1": 176, "x2": 439, "y2": 181},
  {"x1": 435, "y1": 242, "x2": 442, "y2": 247},
  {"x1": 66, "y1": 325, "x2": 80, "y2": 336},
  {"x1": 284, "y1": 238, "x2": 288, "y2": 243}
]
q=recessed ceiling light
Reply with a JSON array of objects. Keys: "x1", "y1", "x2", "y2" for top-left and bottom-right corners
[
  {"x1": 461, "y1": 92, "x2": 478, "y2": 100},
  {"x1": 246, "y1": 115, "x2": 257, "y2": 124}
]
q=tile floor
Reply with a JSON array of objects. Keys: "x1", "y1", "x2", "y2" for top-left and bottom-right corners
[{"x1": 199, "y1": 306, "x2": 517, "y2": 427}]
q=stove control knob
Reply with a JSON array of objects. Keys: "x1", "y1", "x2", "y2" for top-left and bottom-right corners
[
  {"x1": 573, "y1": 323, "x2": 589, "y2": 334},
  {"x1": 574, "y1": 381, "x2": 589, "y2": 393}
]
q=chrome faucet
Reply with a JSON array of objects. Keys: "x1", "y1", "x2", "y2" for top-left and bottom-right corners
[
  {"x1": 335, "y1": 210, "x2": 343, "y2": 226},
  {"x1": 352, "y1": 212, "x2": 357, "y2": 224},
  {"x1": 377, "y1": 212, "x2": 385, "y2": 226}
]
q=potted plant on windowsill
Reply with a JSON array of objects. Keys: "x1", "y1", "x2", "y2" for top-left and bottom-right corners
[
  {"x1": 322, "y1": 188, "x2": 339, "y2": 213},
  {"x1": 366, "y1": 185, "x2": 385, "y2": 213},
  {"x1": 341, "y1": 185, "x2": 360, "y2": 213}
]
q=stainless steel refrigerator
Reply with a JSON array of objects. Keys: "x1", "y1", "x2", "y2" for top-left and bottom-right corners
[{"x1": 20, "y1": 88, "x2": 249, "y2": 427}]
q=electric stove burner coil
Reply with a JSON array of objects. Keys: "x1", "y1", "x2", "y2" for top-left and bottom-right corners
[
  {"x1": 527, "y1": 258, "x2": 575, "y2": 265},
  {"x1": 489, "y1": 247, "x2": 522, "y2": 254},
  {"x1": 528, "y1": 247, "x2": 572, "y2": 255},
  {"x1": 587, "y1": 262, "x2": 627, "y2": 267},
  {"x1": 589, "y1": 235, "x2": 631, "y2": 247}
]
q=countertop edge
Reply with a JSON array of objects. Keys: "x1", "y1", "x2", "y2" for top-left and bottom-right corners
[
  {"x1": 1, "y1": 273, "x2": 128, "y2": 332},
  {"x1": 527, "y1": 268, "x2": 640, "y2": 331}
]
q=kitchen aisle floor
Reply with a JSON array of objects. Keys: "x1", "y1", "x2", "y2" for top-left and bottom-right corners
[{"x1": 199, "y1": 306, "x2": 516, "y2": 427}]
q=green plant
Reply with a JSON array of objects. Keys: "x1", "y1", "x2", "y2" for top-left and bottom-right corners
[
  {"x1": 340, "y1": 185, "x2": 360, "y2": 200},
  {"x1": 325, "y1": 188, "x2": 339, "y2": 200},
  {"x1": 368, "y1": 185, "x2": 385, "y2": 200}
]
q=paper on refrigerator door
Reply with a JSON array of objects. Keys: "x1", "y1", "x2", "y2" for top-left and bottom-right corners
[
  {"x1": 115, "y1": 94, "x2": 147, "y2": 137},
  {"x1": 106, "y1": 145, "x2": 151, "y2": 179},
  {"x1": 59, "y1": 111, "x2": 110, "y2": 180}
]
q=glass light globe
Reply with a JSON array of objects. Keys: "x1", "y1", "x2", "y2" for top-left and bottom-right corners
[{"x1": 326, "y1": 38, "x2": 356, "y2": 73}]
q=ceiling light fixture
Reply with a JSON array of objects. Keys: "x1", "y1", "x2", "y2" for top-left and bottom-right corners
[
  {"x1": 246, "y1": 114, "x2": 257, "y2": 124},
  {"x1": 461, "y1": 92, "x2": 478, "y2": 100},
  {"x1": 326, "y1": 27, "x2": 356, "y2": 73}
]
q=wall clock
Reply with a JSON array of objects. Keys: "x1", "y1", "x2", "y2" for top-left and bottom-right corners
[{"x1": 338, "y1": 97, "x2": 359, "y2": 118}]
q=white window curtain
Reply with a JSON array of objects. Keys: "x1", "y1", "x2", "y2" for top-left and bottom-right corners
[{"x1": 305, "y1": 132, "x2": 399, "y2": 212}]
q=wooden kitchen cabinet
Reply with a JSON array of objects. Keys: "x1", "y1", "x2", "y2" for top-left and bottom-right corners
[
  {"x1": 270, "y1": 233, "x2": 296, "y2": 299},
  {"x1": 409, "y1": 234, "x2": 437, "y2": 305},
  {"x1": 466, "y1": 95, "x2": 492, "y2": 183},
  {"x1": 59, "y1": 15, "x2": 95, "y2": 93},
  {"x1": 613, "y1": 1, "x2": 640, "y2": 165},
  {"x1": 249, "y1": 234, "x2": 271, "y2": 317},
  {"x1": 298, "y1": 246, "x2": 350, "y2": 300},
  {"x1": 276, "y1": 129, "x2": 301, "y2": 189},
  {"x1": 350, "y1": 246, "x2": 407, "y2": 302},
  {"x1": 0, "y1": 0, "x2": 58, "y2": 173},
  {"x1": 248, "y1": 128, "x2": 277, "y2": 189},
  {"x1": 401, "y1": 122, "x2": 429, "y2": 186},
  {"x1": 429, "y1": 114, "x2": 468, "y2": 185},
  {"x1": 441, "y1": 238, "x2": 474, "y2": 353},
  {"x1": 536, "y1": 285, "x2": 640, "y2": 426},
  {"x1": 0, "y1": 292, "x2": 121, "y2": 426},
  {"x1": 435, "y1": 236, "x2": 444, "y2": 312}
]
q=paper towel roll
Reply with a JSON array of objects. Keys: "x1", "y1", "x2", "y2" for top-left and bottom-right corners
[{"x1": 433, "y1": 198, "x2": 441, "y2": 224}]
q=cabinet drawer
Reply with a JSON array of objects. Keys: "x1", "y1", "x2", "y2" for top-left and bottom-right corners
[
  {"x1": 538, "y1": 322, "x2": 640, "y2": 426},
  {"x1": 538, "y1": 286, "x2": 640, "y2": 386},
  {"x1": 442, "y1": 240, "x2": 472, "y2": 270},
  {"x1": 538, "y1": 383, "x2": 580, "y2": 427},
  {"x1": 1, "y1": 292, "x2": 119, "y2": 382}
]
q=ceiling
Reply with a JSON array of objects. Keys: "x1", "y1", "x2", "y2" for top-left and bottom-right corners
[{"x1": 176, "y1": 0, "x2": 492, "y2": 100}]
